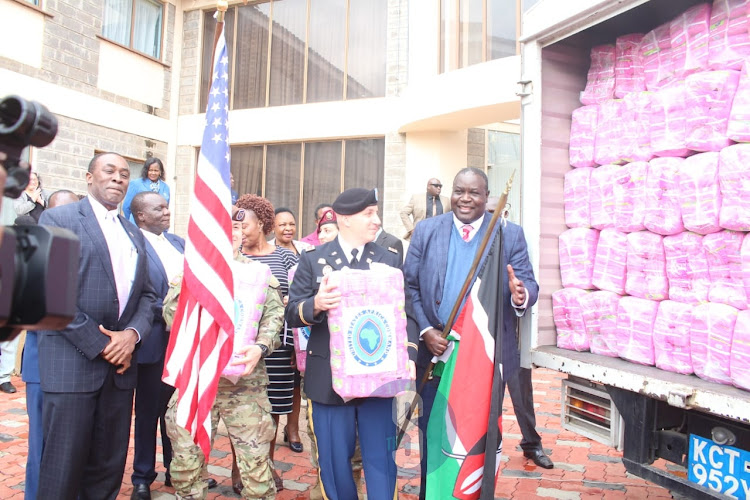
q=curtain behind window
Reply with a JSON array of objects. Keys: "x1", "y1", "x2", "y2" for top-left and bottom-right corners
[
  {"x1": 306, "y1": 0, "x2": 346, "y2": 103},
  {"x1": 302, "y1": 141, "x2": 342, "y2": 235},
  {"x1": 103, "y1": 0, "x2": 132, "y2": 47},
  {"x1": 347, "y1": 0, "x2": 386, "y2": 99},
  {"x1": 133, "y1": 0, "x2": 163, "y2": 58},
  {"x1": 265, "y1": 144, "x2": 302, "y2": 216},
  {"x1": 269, "y1": 0, "x2": 307, "y2": 106},
  {"x1": 200, "y1": 9, "x2": 236, "y2": 112},
  {"x1": 344, "y1": 138, "x2": 385, "y2": 212},
  {"x1": 233, "y1": 3, "x2": 271, "y2": 109},
  {"x1": 231, "y1": 146, "x2": 264, "y2": 198}
]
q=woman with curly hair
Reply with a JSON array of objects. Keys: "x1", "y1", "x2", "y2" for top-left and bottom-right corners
[
  {"x1": 122, "y1": 157, "x2": 170, "y2": 222},
  {"x1": 234, "y1": 194, "x2": 297, "y2": 493}
]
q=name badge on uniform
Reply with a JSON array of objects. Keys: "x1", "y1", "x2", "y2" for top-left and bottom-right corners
[{"x1": 318, "y1": 258, "x2": 326, "y2": 265}]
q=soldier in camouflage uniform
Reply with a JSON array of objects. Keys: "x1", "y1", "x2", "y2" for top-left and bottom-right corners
[{"x1": 163, "y1": 207, "x2": 284, "y2": 500}]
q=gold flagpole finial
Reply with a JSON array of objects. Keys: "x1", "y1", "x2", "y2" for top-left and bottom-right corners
[{"x1": 216, "y1": 1, "x2": 228, "y2": 22}]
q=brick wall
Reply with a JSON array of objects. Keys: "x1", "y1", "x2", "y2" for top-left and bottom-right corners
[
  {"x1": 172, "y1": 145, "x2": 196, "y2": 236},
  {"x1": 467, "y1": 128, "x2": 486, "y2": 169}
]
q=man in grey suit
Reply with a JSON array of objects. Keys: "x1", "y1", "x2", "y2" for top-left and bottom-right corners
[
  {"x1": 399, "y1": 178, "x2": 450, "y2": 240},
  {"x1": 37, "y1": 152, "x2": 158, "y2": 500}
]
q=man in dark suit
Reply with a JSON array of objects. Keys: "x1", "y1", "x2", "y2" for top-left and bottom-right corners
[
  {"x1": 374, "y1": 227, "x2": 404, "y2": 262},
  {"x1": 399, "y1": 178, "x2": 450, "y2": 240},
  {"x1": 286, "y1": 188, "x2": 418, "y2": 500},
  {"x1": 37, "y1": 152, "x2": 158, "y2": 500},
  {"x1": 129, "y1": 192, "x2": 185, "y2": 499},
  {"x1": 403, "y1": 167, "x2": 539, "y2": 499}
]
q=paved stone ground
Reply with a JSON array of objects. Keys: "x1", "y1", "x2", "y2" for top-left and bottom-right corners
[{"x1": 0, "y1": 368, "x2": 676, "y2": 499}]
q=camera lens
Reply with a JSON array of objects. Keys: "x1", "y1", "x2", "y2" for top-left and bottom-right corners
[{"x1": 0, "y1": 95, "x2": 58, "y2": 149}]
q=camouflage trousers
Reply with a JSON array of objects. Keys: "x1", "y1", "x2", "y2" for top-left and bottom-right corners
[{"x1": 165, "y1": 378, "x2": 276, "y2": 499}]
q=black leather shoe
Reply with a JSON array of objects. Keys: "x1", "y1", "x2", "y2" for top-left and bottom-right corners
[
  {"x1": 131, "y1": 484, "x2": 151, "y2": 500},
  {"x1": 0, "y1": 382, "x2": 16, "y2": 394},
  {"x1": 523, "y1": 449, "x2": 554, "y2": 469},
  {"x1": 283, "y1": 427, "x2": 304, "y2": 453},
  {"x1": 206, "y1": 477, "x2": 218, "y2": 489},
  {"x1": 164, "y1": 473, "x2": 172, "y2": 487}
]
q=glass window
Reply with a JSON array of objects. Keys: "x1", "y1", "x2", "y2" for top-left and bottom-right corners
[
  {"x1": 487, "y1": 0, "x2": 516, "y2": 59},
  {"x1": 307, "y1": 0, "x2": 346, "y2": 103},
  {"x1": 486, "y1": 130, "x2": 520, "y2": 223},
  {"x1": 200, "y1": 8, "x2": 235, "y2": 113},
  {"x1": 265, "y1": 144, "x2": 302, "y2": 216},
  {"x1": 458, "y1": 0, "x2": 483, "y2": 68},
  {"x1": 233, "y1": 4, "x2": 270, "y2": 109},
  {"x1": 302, "y1": 141, "x2": 342, "y2": 235},
  {"x1": 268, "y1": 0, "x2": 307, "y2": 107},
  {"x1": 102, "y1": 0, "x2": 163, "y2": 59},
  {"x1": 344, "y1": 138, "x2": 385, "y2": 212},
  {"x1": 347, "y1": 0, "x2": 387, "y2": 99},
  {"x1": 523, "y1": 0, "x2": 540, "y2": 11},
  {"x1": 230, "y1": 145, "x2": 263, "y2": 197}
]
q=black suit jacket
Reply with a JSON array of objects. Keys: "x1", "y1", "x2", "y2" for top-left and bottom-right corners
[
  {"x1": 375, "y1": 230, "x2": 404, "y2": 263},
  {"x1": 37, "y1": 198, "x2": 158, "y2": 392}
]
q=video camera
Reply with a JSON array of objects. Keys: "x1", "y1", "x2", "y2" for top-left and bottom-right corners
[{"x1": 0, "y1": 95, "x2": 80, "y2": 341}]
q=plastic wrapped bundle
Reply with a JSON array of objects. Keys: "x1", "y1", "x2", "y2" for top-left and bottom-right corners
[
  {"x1": 581, "y1": 44, "x2": 616, "y2": 105},
  {"x1": 580, "y1": 291, "x2": 621, "y2": 357},
  {"x1": 621, "y1": 92, "x2": 654, "y2": 162},
  {"x1": 223, "y1": 260, "x2": 272, "y2": 379},
  {"x1": 626, "y1": 231, "x2": 668, "y2": 301},
  {"x1": 718, "y1": 143, "x2": 750, "y2": 231},
  {"x1": 592, "y1": 228, "x2": 628, "y2": 295},
  {"x1": 559, "y1": 228, "x2": 599, "y2": 289},
  {"x1": 690, "y1": 302, "x2": 738, "y2": 385},
  {"x1": 684, "y1": 70, "x2": 741, "y2": 152},
  {"x1": 729, "y1": 309, "x2": 750, "y2": 391},
  {"x1": 703, "y1": 230, "x2": 748, "y2": 310},
  {"x1": 613, "y1": 161, "x2": 648, "y2": 232},
  {"x1": 644, "y1": 157, "x2": 685, "y2": 235},
  {"x1": 616, "y1": 296, "x2": 659, "y2": 365},
  {"x1": 679, "y1": 152, "x2": 722, "y2": 235},
  {"x1": 708, "y1": 0, "x2": 750, "y2": 70},
  {"x1": 653, "y1": 300, "x2": 695, "y2": 374},
  {"x1": 569, "y1": 105, "x2": 599, "y2": 168},
  {"x1": 650, "y1": 82, "x2": 692, "y2": 157},
  {"x1": 641, "y1": 22, "x2": 675, "y2": 90},
  {"x1": 594, "y1": 99, "x2": 627, "y2": 165},
  {"x1": 743, "y1": 233, "x2": 750, "y2": 303},
  {"x1": 564, "y1": 167, "x2": 593, "y2": 228},
  {"x1": 727, "y1": 61, "x2": 750, "y2": 141},
  {"x1": 615, "y1": 33, "x2": 646, "y2": 97},
  {"x1": 664, "y1": 232, "x2": 711, "y2": 304},
  {"x1": 670, "y1": 3, "x2": 711, "y2": 78},
  {"x1": 326, "y1": 264, "x2": 412, "y2": 400},
  {"x1": 590, "y1": 164, "x2": 620, "y2": 229},
  {"x1": 552, "y1": 288, "x2": 590, "y2": 351}
]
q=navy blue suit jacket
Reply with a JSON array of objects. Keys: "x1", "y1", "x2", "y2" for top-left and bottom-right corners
[
  {"x1": 403, "y1": 212, "x2": 538, "y2": 379},
  {"x1": 139, "y1": 232, "x2": 185, "y2": 364},
  {"x1": 37, "y1": 198, "x2": 158, "y2": 392}
]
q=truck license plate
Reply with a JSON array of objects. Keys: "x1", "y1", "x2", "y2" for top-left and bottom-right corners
[{"x1": 688, "y1": 434, "x2": 750, "y2": 499}]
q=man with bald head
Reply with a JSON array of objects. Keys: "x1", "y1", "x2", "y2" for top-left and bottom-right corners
[
  {"x1": 399, "y1": 177, "x2": 450, "y2": 240},
  {"x1": 37, "y1": 152, "x2": 157, "y2": 499},
  {"x1": 47, "y1": 189, "x2": 80, "y2": 208}
]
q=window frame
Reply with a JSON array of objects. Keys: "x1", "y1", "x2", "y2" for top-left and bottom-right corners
[{"x1": 102, "y1": 0, "x2": 165, "y2": 60}]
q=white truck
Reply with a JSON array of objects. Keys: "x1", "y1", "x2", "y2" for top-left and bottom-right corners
[{"x1": 518, "y1": 0, "x2": 750, "y2": 498}]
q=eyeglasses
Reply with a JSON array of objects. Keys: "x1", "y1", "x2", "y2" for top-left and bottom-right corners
[{"x1": 430, "y1": 183, "x2": 442, "y2": 188}]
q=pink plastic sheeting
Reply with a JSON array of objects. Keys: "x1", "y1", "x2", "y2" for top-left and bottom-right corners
[
  {"x1": 653, "y1": 300, "x2": 695, "y2": 374},
  {"x1": 564, "y1": 167, "x2": 593, "y2": 228},
  {"x1": 663, "y1": 232, "x2": 711, "y2": 304},
  {"x1": 559, "y1": 228, "x2": 600, "y2": 289},
  {"x1": 703, "y1": 230, "x2": 748, "y2": 310},
  {"x1": 690, "y1": 302, "x2": 738, "y2": 385},
  {"x1": 679, "y1": 152, "x2": 723, "y2": 235},
  {"x1": 642, "y1": 22, "x2": 675, "y2": 91},
  {"x1": 644, "y1": 157, "x2": 685, "y2": 235},
  {"x1": 580, "y1": 291, "x2": 621, "y2": 357},
  {"x1": 590, "y1": 164, "x2": 621, "y2": 230},
  {"x1": 613, "y1": 161, "x2": 648, "y2": 233},
  {"x1": 670, "y1": 3, "x2": 711, "y2": 78},
  {"x1": 685, "y1": 70, "x2": 741, "y2": 152},
  {"x1": 552, "y1": 288, "x2": 590, "y2": 351},
  {"x1": 581, "y1": 44, "x2": 616, "y2": 105},
  {"x1": 718, "y1": 143, "x2": 750, "y2": 231},
  {"x1": 592, "y1": 228, "x2": 628, "y2": 295},
  {"x1": 650, "y1": 82, "x2": 692, "y2": 157},
  {"x1": 727, "y1": 62, "x2": 750, "y2": 141},
  {"x1": 743, "y1": 233, "x2": 750, "y2": 304},
  {"x1": 615, "y1": 33, "x2": 646, "y2": 97},
  {"x1": 594, "y1": 99, "x2": 628, "y2": 165},
  {"x1": 616, "y1": 296, "x2": 659, "y2": 366},
  {"x1": 729, "y1": 309, "x2": 750, "y2": 391},
  {"x1": 708, "y1": 0, "x2": 750, "y2": 70},
  {"x1": 621, "y1": 92, "x2": 654, "y2": 162},
  {"x1": 626, "y1": 231, "x2": 669, "y2": 301},
  {"x1": 569, "y1": 105, "x2": 599, "y2": 168}
]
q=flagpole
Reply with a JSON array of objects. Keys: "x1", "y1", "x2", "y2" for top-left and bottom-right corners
[{"x1": 209, "y1": 1, "x2": 228, "y2": 104}]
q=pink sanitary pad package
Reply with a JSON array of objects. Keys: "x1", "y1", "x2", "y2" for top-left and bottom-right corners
[
  {"x1": 625, "y1": 231, "x2": 668, "y2": 301},
  {"x1": 729, "y1": 309, "x2": 750, "y2": 391},
  {"x1": 559, "y1": 228, "x2": 600, "y2": 289},
  {"x1": 569, "y1": 105, "x2": 600, "y2": 168},
  {"x1": 718, "y1": 143, "x2": 750, "y2": 231},
  {"x1": 653, "y1": 300, "x2": 695, "y2": 375},
  {"x1": 663, "y1": 231, "x2": 711, "y2": 304},
  {"x1": 690, "y1": 302, "x2": 738, "y2": 385},
  {"x1": 644, "y1": 157, "x2": 685, "y2": 235},
  {"x1": 679, "y1": 152, "x2": 722, "y2": 235},
  {"x1": 580, "y1": 290, "x2": 621, "y2": 357},
  {"x1": 552, "y1": 288, "x2": 590, "y2": 352},
  {"x1": 703, "y1": 230, "x2": 748, "y2": 310},
  {"x1": 616, "y1": 296, "x2": 659, "y2": 366}
]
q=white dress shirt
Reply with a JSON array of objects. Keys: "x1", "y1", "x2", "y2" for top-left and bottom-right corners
[{"x1": 142, "y1": 229, "x2": 184, "y2": 283}]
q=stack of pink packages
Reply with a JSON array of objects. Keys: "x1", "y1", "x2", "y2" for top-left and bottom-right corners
[
  {"x1": 564, "y1": 167, "x2": 593, "y2": 228},
  {"x1": 684, "y1": 70, "x2": 741, "y2": 152},
  {"x1": 594, "y1": 99, "x2": 627, "y2": 164},
  {"x1": 708, "y1": 0, "x2": 750, "y2": 70},
  {"x1": 569, "y1": 105, "x2": 599, "y2": 168},
  {"x1": 326, "y1": 264, "x2": 411, "y2": 400},
  {"x1": 614, "y1": 161, "x2": 649, "y2": 233},
  {"x1": 727, "y1": 62, "x2": 750, "y2": 141},
  {"x1": 641, "y1": 23, "x2": 675, "y2": 90},
  {"x1": 552, "y1": 288, "x2": 590, "y2": 351},
  {"x1": 718, "y1": 143, "x2": 750, "y2": 231},
  {"x1": 621, "y1": 92, "x2": 654, "y2": 162},
  {"x1": 223, "y1": 260, "x2": 273, "y2": 380},
  {"x1": 626, "y1": 231, "x2": 668, "y2": 301},
  {"x1": 559, "y1": 228, "x2": 600, "y2": 289},
  {"x1": 743, "y1": 233, "x2": 750, "y2": 302},
  {"x1": 670, "y1": 3, "x2": 711, "y2": 78},
  {"x1": 615, "y1": 33, "x2": 646, "y2": 97},
  {"x1": 590, "y1": 164, "x2": 620, "y2": 229},
  {"x1": 679, "y1": 152, "x2": 723, "y2": 235},
  {"x1": 580, "y1": 291, "x2": 621, "y2": 357},
  {"x1": 690, "y1": 302, "x2": 738, "y2": 384},
  {"x1": 650, "y1": 82, "x2": 692, "y2": 157},
  {"x1": 581, "y1": 44, "x2": 616, "y2": 105},
  {"x1": 644, "y1": 157, "x2": 684, "y2": 235},
  {"x1": 653, "y1": 300, "x2": 695, "y2": 374},
  {"x1": 663, "y1": 232, "x2": 711, "y2": 304},
  {"x1": 616, "y1": 296, "x2": 659, "y2": 365},
  {"x1": 592, "y1": 228, "x2": 628, "y2": 295},
  {"x1": 703, "y1": 230, "x2": 748, "y2": 310},
  {"x1": 730, "y1": 309, "x2": 750, "y2": 391}
]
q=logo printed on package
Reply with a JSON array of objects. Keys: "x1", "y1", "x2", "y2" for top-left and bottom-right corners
[{"x1": 347, "y1": 309, "x2": 392, "y2": 367}]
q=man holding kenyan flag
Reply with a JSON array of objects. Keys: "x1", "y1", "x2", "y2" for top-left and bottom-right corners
[{"x1": 403, "y1": 167, "x2": 539, "y2": 499}]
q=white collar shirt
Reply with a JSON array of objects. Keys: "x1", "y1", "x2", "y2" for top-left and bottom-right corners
[{"x1": 141, "y1": 229, "x2": 184, "y2": 283}]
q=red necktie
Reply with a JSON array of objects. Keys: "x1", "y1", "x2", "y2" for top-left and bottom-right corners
[{"x1": 461, "y1": 224, "x2": 473, "y2": 242}]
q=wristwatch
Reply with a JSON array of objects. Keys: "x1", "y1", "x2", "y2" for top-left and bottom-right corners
[{"x1": 257, "y1": 344, "x2": 269, "y2": 358}]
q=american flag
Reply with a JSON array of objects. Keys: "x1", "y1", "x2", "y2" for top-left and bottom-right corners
[{"x1": 162, "y1": 26, "x2": 234, "y2": 458}]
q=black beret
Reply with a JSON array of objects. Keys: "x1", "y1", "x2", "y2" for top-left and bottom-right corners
[{"x1": 332, "y1": 188, "x2": 378, "y2": 215}]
